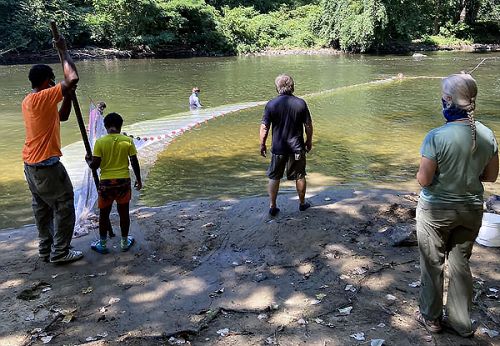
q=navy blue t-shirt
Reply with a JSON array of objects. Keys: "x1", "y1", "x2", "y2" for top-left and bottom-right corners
[{"x1": 262, "y1": 94, "x2": 312, "y2": 155}]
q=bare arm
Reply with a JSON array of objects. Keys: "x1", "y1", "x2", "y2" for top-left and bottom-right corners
[
  {"x1": 260, "y1": 123, "x2": 270, "y2": 157},
  {"x1": 130, "y1": 155, "x2": 142, "y2": 190},
  {"x1": 85, "y1": 155, "x2": 101, "y2": 170},
  {"x1": 305, "y1": 121, "x2": 313, "y2": 152},
  {"x1": 416, "y1": 156, "x2": 437, "y2": 187},
  {"x1": 54, "y1": 36, "x2": 79, "y2": 96},
  {"x1": 480, "y1": 152, "x2": 499, "y2": 182},
  {"x1": 59, "y1": 94, "x2": 72, "y2": 121}
]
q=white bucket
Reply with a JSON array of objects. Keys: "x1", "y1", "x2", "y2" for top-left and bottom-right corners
[{"x1": 476, "y1": 212, "x2": 500, "y2": 247}]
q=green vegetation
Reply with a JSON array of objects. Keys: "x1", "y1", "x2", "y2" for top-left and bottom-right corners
[{"x1": 0, "y1": 0, "x2": 498, "y2": 56}]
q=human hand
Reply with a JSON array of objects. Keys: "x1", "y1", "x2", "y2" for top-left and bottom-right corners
[
  {"x1": 305, "y1": 141, "x2": 312, "y2": 153},
  {"x1": 53, "y1": 36, "x2": 67, "y2": 52},
  {"x1": 260, "y1": 144, "x2": 267, "y2": 157},
  {"x1": 97, "y1": 102, "x2": 106, "y2": 113},
  {"x1": 134, "y1": 180, "x2": 143, "y2": 191},
  {"x1": 85, "y1": 154, "x2": 92, "y2": 166}
]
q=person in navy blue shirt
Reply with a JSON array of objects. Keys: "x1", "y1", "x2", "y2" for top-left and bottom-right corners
[{"x1": 259, "y1": 74, "x2": 313, "y2": 216}]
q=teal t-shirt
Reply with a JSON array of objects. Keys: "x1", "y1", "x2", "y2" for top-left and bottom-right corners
[{"x1": 419, "y1": 121, "x2": 497, "y2": 205}]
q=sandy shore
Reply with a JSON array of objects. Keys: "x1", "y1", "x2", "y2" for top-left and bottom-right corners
[{"x1": 0, "y1": 188, "x2": 498, "y2": 345}]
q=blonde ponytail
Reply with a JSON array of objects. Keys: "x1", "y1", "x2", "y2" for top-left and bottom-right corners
[{"x1": 442, "y1": 74, "x2": 478, "y2": 152}]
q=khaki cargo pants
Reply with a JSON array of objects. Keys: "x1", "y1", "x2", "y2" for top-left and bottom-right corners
[
  {"x1": 24, "y1": 162, "x2": 75, "y2": 261},
  {"x1": 416, "y1": 200, "x2": 482, "y2": 337}
]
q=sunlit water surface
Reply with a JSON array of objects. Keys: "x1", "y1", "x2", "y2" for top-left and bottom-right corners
[{"x1": 1, "y1": 52, "x2": 499, "y2": 229}]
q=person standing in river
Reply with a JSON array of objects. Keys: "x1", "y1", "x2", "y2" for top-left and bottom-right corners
[
  {"x1": 415, "y1": 73, "x2": 498, "y2": 336},
  {"x1": 22, "y1": 36, "x2": 83, "y2": 263},
  {"x1": 260, "y1": 74, "x2": 313, "y2": 216},
  {"x1": 189, "y1": 87, "x2": 202, "y2": 109}
]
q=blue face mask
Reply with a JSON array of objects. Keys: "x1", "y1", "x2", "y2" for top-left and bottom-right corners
[{"x1": 442, "y1": 98, "x2": 468, "y2": 122}]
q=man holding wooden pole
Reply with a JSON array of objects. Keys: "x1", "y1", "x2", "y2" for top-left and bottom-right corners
[{"x1": 22, "y1": 35, "x2": 83, "y2": 263}]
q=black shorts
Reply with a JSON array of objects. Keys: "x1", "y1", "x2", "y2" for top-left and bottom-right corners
[{"x1": 267, "y1": 151, "x2": 306, "y2": 180}]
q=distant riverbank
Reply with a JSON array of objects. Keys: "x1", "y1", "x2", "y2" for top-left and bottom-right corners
[{"x1": 1, "y1": 43, "x2": 499, "y2": 65}]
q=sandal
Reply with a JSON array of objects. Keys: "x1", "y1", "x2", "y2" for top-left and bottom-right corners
[
  {"x1": 416, "y1": 311, "x2": 442, "y2": 333},
  {"x1": 299, "y1": 202, "x2": 311, "y2": 211},
  {"x1": 269, "y1": 207, "x2": 280, "y2": 217}
]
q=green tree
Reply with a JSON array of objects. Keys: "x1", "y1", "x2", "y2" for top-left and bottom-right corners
[{"x1": 319, "y1": 0, "x2": 388, "y2": 51}]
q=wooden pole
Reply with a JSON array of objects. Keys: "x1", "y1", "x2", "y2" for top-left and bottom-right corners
[{"x1": 50, "y1": 21, "x2": 100, "y2": 189}]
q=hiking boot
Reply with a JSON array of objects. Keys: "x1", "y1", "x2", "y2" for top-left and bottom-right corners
[
  {"x1": 50, "y1": 249, "x2": 84, "y2": 264},
  {"x1": 121, "y1": 236, "x2": 135, "y2": 252}
]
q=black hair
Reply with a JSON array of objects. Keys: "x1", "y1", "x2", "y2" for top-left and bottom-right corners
[
  {"x1": 28, "y1": 65, "x2": 54, "y2": 88},
  {"x1": 103, "y1": 112, "x2": 124, "y2": 129}
]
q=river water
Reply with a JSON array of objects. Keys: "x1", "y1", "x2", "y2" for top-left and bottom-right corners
[{"x1": 1, "y1": 52, "x2": 499, "y2": 229}]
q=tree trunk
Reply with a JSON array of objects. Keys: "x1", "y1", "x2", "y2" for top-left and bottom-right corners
[
  {"x1": 433, "y1": 0, "x2": 442, "y2": 35},
  {"x1": 464, "y1": 0, "x2": 480, "y2": 25}
]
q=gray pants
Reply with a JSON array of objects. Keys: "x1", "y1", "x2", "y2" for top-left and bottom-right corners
[
  {"x1": 24, "y1": 162, "x2": 75, "y2": 261},
  {"x1": 416, "y1": 200, "x2": 482, "y2": 337}
]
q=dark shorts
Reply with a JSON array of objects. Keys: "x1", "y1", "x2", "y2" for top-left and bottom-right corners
[
  {"x1": 98, "y1": 178, "x2": 131, "y2": 209},
  {"x1": 267, "y1": 151, "x2": 307, "y2": 180}
]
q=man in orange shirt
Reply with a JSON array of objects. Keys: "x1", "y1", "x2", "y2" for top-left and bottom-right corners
[{"x1": 22, "y1": 36, "x2": 83, "y2": 263}]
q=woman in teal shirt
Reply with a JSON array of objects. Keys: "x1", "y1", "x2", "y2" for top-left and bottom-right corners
[{"x1": 416, "y1": 73, "x2": 498, "y2": 337}]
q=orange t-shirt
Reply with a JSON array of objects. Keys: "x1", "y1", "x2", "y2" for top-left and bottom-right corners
[{"x1": 22, "y1": 83, "x2": 64, "y2": 164}]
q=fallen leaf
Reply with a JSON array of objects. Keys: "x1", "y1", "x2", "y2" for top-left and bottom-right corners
[
  {"x1": 216, "y1": 328, "x2": 229, "y2": 336},
  {"x1": 338, "y1": 306, "x2": 353, "y2": 316},
  {"x1": 61, "y1": 314, "x2": 73, "y2": 323},
  {"x1": 345, "y1": 284, "x2": 356, "y2": 292},
  {"x1": 480, "y1": 327, "x2": 499, "y2": 338},
  {"x1": 265, "y1": 336, "x2": 277, "y2": 345},
  {"x1": 350, "y1": 332, "x2": 365, "y2": 341},
  {"x1": 409, "y1": 281, "x2": 421, "y2": 288},
  {"x1": 316, "y1": 293, "x2": 327, "y2": 300},
  {"x1": 352, "y1": 267, "x2": 367, "y2": 275},
  {"x1": 81, "y1": 287, "x2": 93, "y2": 294},
  {"x1": 41, "y1": 335, "x2": 53, "y2": 344},
  {"x1": 108, "y1": 297, "x2": 120, "y2": 305},
  {"x1": 257, "y1": 313, "x2": 268, "y2": 320},
  {"x1": 371, "y1": 339, "x2": 385, "y2": 346},
  {"x1": 385, "y1": 294, "x2": 397, "y2": 301}
]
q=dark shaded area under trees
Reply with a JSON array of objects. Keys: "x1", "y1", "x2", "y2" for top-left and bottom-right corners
[{"x1": 0, "y1": 0, "x2": 498, "y2": 61}]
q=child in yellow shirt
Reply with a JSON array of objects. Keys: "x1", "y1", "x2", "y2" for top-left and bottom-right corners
[{"x1": 86, "y1": 112, "x2": 142, "y2": 253}]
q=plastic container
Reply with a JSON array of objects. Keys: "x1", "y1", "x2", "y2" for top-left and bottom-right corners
[{"x1": 476, "y1": 212, "x2": 500, "y2": 247}]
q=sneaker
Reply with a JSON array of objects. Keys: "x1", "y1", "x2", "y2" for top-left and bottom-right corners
[
  {"x1": 50, "y1": 249, "x2": 84, "y2": 263},
  {"x1": 121, "y1": 236, "x2": 135, "y2": 252},
  {"x1": 39, "y1": 253, "x2": 50, "y2": 263},
  {"x1": 91, "y1": 240, "x2": 109, "y2": 254}
]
